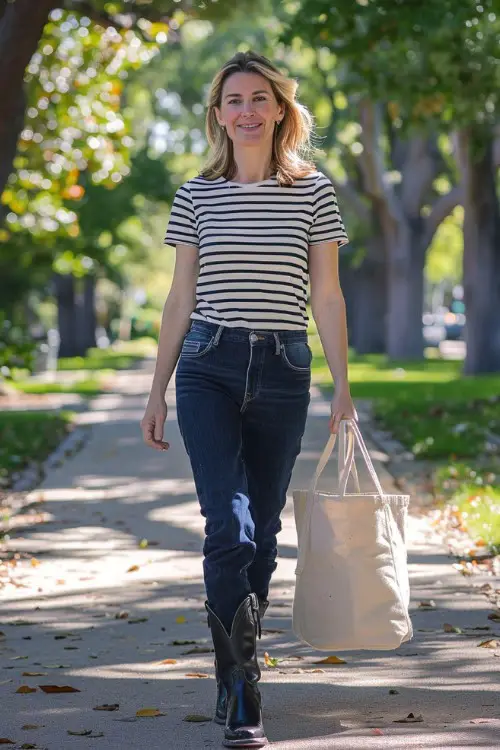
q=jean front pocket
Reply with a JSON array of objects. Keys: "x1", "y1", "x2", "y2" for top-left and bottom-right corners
[
  {"x1": 180, "y1": 331, "x2": 215, "y2": 359},
  {"x1": 280, "y1": 340, "x2": 312, "y2": 372}
]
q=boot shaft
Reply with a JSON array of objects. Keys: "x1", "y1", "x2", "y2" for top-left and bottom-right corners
[{"x1": 206, "y1": 593, "x2": 261, "y2": 684}]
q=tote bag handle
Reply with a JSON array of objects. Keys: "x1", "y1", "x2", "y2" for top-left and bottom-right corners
[
  {"x1": 309, "y1": 420, "x2": 361, "y2": 495},
  {"x1": 296, "y1": 420, "x2": 384, "y2": 575}
]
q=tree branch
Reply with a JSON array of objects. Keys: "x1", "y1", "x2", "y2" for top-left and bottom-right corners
[
  {"x1": 357, "y1": 97, "x2": 402, "y2": 227},
  {"x1": 318, "y1": 161, "x2": 370, "y2": 225},
  {"x1": 422, "y1": 185, "x2": 463, "y2": 249}
]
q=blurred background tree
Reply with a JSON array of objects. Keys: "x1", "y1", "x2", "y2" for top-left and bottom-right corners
[{"x1": 0, "y1": 0, "x2": 498, "y2": 375}]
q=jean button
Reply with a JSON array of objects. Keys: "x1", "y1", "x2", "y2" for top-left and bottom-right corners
[{"x1": 250, "y1": 333, "x2": 258, "y2": 344}]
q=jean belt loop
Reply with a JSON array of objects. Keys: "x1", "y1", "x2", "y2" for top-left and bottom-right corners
[
  {"x1": 213, "y1": 324, "x2": 224, "y2": 347},
  {"x1": 273, "y1": 332, "x2": 281, "y2": 355}
]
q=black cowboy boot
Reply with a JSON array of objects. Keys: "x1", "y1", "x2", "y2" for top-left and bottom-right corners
[
  {"x1": 257, "y1": 597, "x2": 269, "y2": 621},
  {"x1": 206, "y1": 594, "x2": 268, "y2": 748},
  {"x1": 213, "y1": 656, "x2": 228, "y2": 725},
  {"x1": 211, "y1": 596, "x2": 268, "y2": 725}
]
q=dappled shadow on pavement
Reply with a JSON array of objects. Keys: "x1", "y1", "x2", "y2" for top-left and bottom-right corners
[{"x1": 1, "y1": 367, "x2": 499, "y2": 749}]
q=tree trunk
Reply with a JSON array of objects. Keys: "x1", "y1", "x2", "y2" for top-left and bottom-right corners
[
  {"x1": 54, "y1": 273, "x2": 78, "y2": 358},
  {"x1": 0, "y1": 0, "x2": 55, "y2": 210},
  {"x1": 386, "y1": 217, "x2": 426, "y2": 360},
  {"x1": 338, "y1": 251, "x2": 357, "y2": 347},
  {"x1": 353, "y1": 213, "x2": 387, "y2": 354},
  {"x1": 458, "y1": 128, "x2": 500, "y2": 374},
  {"x1": 81, "y1": 275, "x2": 97, "y2": 351}
]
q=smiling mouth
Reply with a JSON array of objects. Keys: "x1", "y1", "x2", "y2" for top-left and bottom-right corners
[{"x1": 238, "y1": 123, "x2": 262, "y2": 130}]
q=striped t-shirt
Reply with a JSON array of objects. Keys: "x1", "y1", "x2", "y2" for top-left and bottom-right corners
[{"x1": 163, "y1": 170, "x2": 348, "y2": 330}]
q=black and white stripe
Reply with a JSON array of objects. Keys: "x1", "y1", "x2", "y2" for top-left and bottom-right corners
[{"x1": 163, "y1": 171, "x2": 348, "y2": 330}]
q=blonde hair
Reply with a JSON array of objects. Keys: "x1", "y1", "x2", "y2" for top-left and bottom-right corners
[{"x1": 200, "y1": 51, "x2": 318, "y2": 187}]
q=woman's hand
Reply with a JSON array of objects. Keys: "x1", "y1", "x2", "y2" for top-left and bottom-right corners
[
  {"x1": 329, "y1": 384, "x2": 357, "y2": 434},
  {"x1": 141, "y1": 395, "x2": 169, "y2": 451}
]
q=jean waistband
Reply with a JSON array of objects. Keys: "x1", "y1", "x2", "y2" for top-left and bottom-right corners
[{"x1": 188, "y1": 320, "x2": 308, "y2": 346}]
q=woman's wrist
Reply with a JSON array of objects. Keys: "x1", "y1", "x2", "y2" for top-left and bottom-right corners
[{"x1": 333, "y1": 376, "x2": 349, "y2": 391}]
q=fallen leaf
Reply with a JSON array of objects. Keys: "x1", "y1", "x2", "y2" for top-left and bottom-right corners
[
  {"x1": 16, "y1": 685, "x2": 37, "y2": 694},
  {"x1": 115, "y1": 611, "x2": 129, "y2": 620},
  {"x1": 20, "y1": 744, "x2": 37, "y2": 749},
  {"x1": 487, "y1": 612, "x2": 500, "y2": 623},
  {"x1": 139, "y1": 539, "x2": 149, "y2": 549},
  {"x1": 67, "y1": 730, "x2": 104, "y2": 737},
  {"x1": 39, "y1": 685, "x2": 80, "y2": 693},
  {"x1": 313, "y1": 655, "x2": 347, "y2": 665},
  {"x1": 418, "y1": 600, "x2": 436, "y2": 610},
  {"x1": 30, "y1": 558, "x2": 41, "y2": 567},
  {"x1": 263, "y1": 652, "x2": 280, "y2": 668},
  {"x1": 22, "y1": 672, "x2": 46, "y2": 677},
  {"x1": 389, "y1": 689, "x2": 399, "y2": 695},
  {"x1": 181, "y1": 647, "x2": 213, "y2": 655},
  {"x1": 0, "y1": 740, "x2": 15, "y2": 744},
  {"x1": 42, "y1": 664, "x2": 70, "y2": 669},
  {"x1": 469, "y1": 718, "x2": 491, "y2": 724},
  {"x1": 309, "y1": 668, "x2": 326, "y2": 673},
  {"x1": 127, "y1": 565, "x2": 140, "y2": 573},
  {"x1": 393, "y1": 712, "x2": 424, "y2": 723},
  {"x1": 159, "y1": 659, "x2": 177, "y2": 665},
  {"x1": 175, "y1": 616, "x2": 186, "y2": 624},
  {"x1": 372, "y1": 729, "x2": 384, "y2": 735},
  {"x1": 136, "y1": 708, "x2": 166, "y2": 717},
  {"x1": 128, "y1": 618, "x2": 148, "y2": 624},
  {"x1": 93, "y1": 704, "x2": 119, "y2": 711},
  {"x1": 10, "y1": 655, "x2": 29, "y2": 660},
  {"x1": 478, "y1": 639, "x2": 500, "y2": 649},
  {"x1": 21, "y1": 725, "x2": 42, "y2": 730},
  {"x1": 185, "y1": 673, "x2": 208, "y2": 678},
  {"x1": 443, "y1": 623, "x2": 462, "y2": 634},
  {"x1": 183, "y1": 715, "x2": 212, "y2": 722}
]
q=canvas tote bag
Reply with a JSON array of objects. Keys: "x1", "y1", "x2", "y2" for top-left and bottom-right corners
[{"x1": 292, "y1": 419, "x2": 413, "y2": 651}]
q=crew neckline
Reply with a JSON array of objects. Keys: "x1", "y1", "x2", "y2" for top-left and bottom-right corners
[{"x1": 222, "y1": 175, "x2": 277, "y2": 188}]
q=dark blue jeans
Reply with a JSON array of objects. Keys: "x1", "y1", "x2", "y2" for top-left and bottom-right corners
[{"x1": 175, "y1": 320, "x2": 311, "y2": 632}]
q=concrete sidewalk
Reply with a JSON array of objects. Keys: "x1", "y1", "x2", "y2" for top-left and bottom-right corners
[{"x1": 0, "y1": 365, "x2": 498, "y2": 749}]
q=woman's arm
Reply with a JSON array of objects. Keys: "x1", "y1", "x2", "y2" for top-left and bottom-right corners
[
  {"x1": 309, "y1": 240, "x2": 357, "y2": 433},
  {"x1": 141, "y1": 244, "x2": 198, "y2": 450}
]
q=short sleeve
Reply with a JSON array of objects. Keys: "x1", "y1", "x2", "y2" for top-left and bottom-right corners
[
  {"x1": 308, "y1": 172, "x2": 349, "y2": 247},
  {"x1": 163, "y1": 183, "x2": 199, "y2": 248}
]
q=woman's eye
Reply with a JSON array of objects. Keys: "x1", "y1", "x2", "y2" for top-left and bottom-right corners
[{"x1": 228, "y1": 96, "x2": 266, "y2": 104}]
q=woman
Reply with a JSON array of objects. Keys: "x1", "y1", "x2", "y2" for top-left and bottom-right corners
[{"x1": 141, "y1": 51, "x2": 356, "y2": 748}]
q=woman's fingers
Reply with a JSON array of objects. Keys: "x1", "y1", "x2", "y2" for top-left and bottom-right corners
[
  {"x1": 142, "y1": 414, "x2": 169, "y2": 451},
  {"x1": 154, "y1": 414, "x2": 164, "y2": 442}
]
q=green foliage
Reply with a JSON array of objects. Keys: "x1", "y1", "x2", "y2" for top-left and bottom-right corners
[
  {"x1": 434, "y1": 462, "x2": 500, "y2": 551},
  {"x1": 0, "y1": 410, "x2": 73, "y2": 489},
  {"x1": 280, "y1": 0, "x2": 500, "y2": 129},
  {"x1": 310, "y1": 333, "x2": 500, "y2": 459},
  {"x1": 0, "y1": 319, "x2": 37, "y2": 377},
  {"x1": 57, "y1": 347, "x2": 143, "y2": 371},
  {"x1": 425, "y1": 206, "x2": 464, "y2": 285},
  {"x1": 2, "y1": 9, "x2": 162, "y2": 243},
  {"x1": 11, "y1": 378, "x2": 104, "y2": 397}
]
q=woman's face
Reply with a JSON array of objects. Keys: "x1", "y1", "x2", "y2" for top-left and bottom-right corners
[{"x1": 215, "y1": 71, "x2": 283, "y2": 146}]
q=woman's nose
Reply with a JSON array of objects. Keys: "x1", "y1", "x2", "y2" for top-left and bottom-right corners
[{"x1": 242, "y1": 101, "x2": 255, "y2": 114}]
